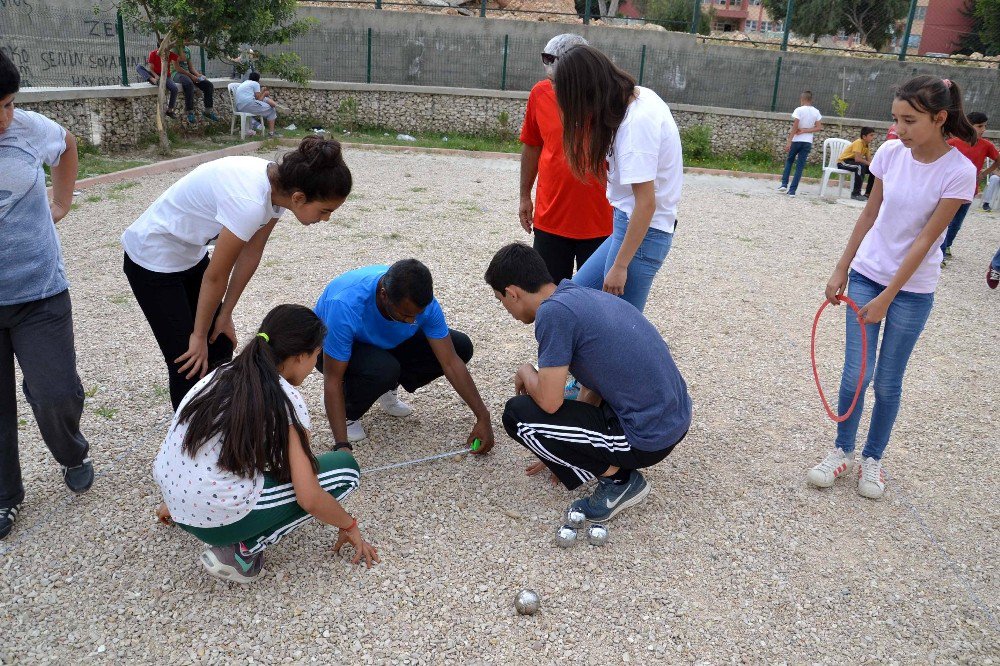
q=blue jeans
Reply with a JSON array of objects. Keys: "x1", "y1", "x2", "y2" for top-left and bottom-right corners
[
  {"x1": 940, "y1": 202, "x2": 971, "y2": 251},
  {"x1": 781, "y1": 142, "x2": 812, "y2": 194},
  {"x1": 834, "y1": 270, "x2": 934, "y2": 460},
  {"x1": 572, "y1": 207, "x2": 673, "y2": 312},
  {"x1": 992, "y1": 246, "x2": 1000, "y2": 271}
]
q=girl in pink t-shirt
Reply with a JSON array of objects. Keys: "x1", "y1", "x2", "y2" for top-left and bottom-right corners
[{"x1": 806, "y1": 76, "x2": 977, "y2": 500}]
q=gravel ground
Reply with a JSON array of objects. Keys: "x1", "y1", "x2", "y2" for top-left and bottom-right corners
[{"x1": 2, "y1": 146, "x2": 998, "y2": 664}]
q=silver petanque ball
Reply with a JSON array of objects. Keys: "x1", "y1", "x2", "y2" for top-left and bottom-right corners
[
  {"x1": 565, "y1": 508, "x2": 587, "y2": 529},
  {"x1": 514, "y1": 589, "x2": 541, "y2": 616},
  {"x1": 555, "y1": 524, "x2": 578, "y2": 548},
  {"x1": 586, "y1": 523, "x2": 609, "y2": 546}
]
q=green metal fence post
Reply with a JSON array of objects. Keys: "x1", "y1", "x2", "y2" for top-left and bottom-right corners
[
  {"x1": 899, "y1": 0, "x2": 918, "y2": 61},
  {"x1": 376, "y1": 0, "x2": 382, "y2": 9},
  {"x1": 116, "y1": 10, "x2": 129, "y2": 86},
  {"x1": 780, "y1": 0, "x2": 794, "y2": 51},
  {"x1": 480, "y1": 0, "x2": 487, "y2": 17},
  {"x1": 584, "y1": 0, "x2": 592, "y2": 25},
  {"x1": 366, "y1": 28, "x2": 373, "y2": 84},
  {"x1": 689, "y1": 0, "x2": 700, "y2": 34},
  {"x1": 638, "y1": 45, "x2": 646, "y2": 86},
  {"x1": 501, "y1": 35, "x2": 509, "y2": 90},
  {"x1": 770, "y1": 56, "x2": 782, "y2": 112},
  {"x1": 200, "y1": 46, "x2": 207, "y2": 74}
]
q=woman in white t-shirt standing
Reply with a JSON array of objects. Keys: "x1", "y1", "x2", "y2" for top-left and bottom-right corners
[
  {"x1": 123, "y1": 136, "x2": 352, "y2": 409},
  {"x1": 807, "y1": 76, "x2": 977, "y2": 499},
  {"x1": 554, "y1": 45, "x2": 682, "y2": 314},
  {"x1": 154, "y1": 304, "x2": 379, "y2": 582}
]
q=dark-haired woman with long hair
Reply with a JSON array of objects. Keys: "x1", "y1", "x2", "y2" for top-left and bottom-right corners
[
  {"x1": 807, "y1": 76, "x2": 977, "y2": 500},
  {"x1": 154, "y1": 304, "x2": 379, "y2": 582},
  {"x1": 123, "y1": 135, "x2": 352, "y2": 409},
  {"x1": 554, "y1": 45, "x2": 682, "y2": 313}
]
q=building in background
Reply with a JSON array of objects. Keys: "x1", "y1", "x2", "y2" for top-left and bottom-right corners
[{"x1": 910, "y1": 0, "x2": 973, "y2": 55}]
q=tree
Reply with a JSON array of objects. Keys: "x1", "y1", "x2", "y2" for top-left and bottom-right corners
[
  {"x1": 762, "y1": 0, "x2": 842, "y2": 41},
  {"x1": 840, "y1": 0, "x2": 909, "y2": 51},
  {"x1": 645, "y1": 0, "x2": 714, "y2": 34},
  {"x1": 117, "y1": 0, "x2": 315, "y2": 152},
  {"x1": 762, "y1": 0, "x2": 908, "y2": 49},
  {"x1": 970, "y1": 0, "x2": 1000, "y2": 55}
]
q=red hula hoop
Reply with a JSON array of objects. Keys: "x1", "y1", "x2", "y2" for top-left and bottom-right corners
[{"x1": 811, "y1": 295, "x2": 867, "y2": 423}]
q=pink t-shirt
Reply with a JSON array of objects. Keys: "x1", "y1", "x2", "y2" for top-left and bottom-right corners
[{"x1": 852, "y1": 139, "x2": 975, "y2": 294}]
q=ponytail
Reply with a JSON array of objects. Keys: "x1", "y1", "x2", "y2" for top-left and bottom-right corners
[
  {"x1": 895, "y1": 75, "x2": 977, "y2": 145},
  {"x1": 275, "y1": 135, "x2": 353, "y2": 202},
  {"x1": 178, "y1": 304, "x2": 327, "y2": 482}
]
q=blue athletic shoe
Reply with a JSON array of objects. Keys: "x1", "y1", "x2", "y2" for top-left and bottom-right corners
[
  {"x1": 570, "y1": 471, "x2": 650, "y2": 522},
  {"x1": 564, "y1": 379, "x2": 580, "y2": 400}
]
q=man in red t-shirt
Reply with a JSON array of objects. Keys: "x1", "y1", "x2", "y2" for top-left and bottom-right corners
[
  {"x1": 941, "y1": 111, "x2": 999, "y2": 260},
  {"x1": 138, "y1": 49, "x2": 181, "y2": 118},
  {"x1": 518, "y1": 34, "x2": 612, "y2": 284}
]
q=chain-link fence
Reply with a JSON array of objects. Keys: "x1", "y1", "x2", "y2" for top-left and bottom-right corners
[{"x1": 2, "y1": 2, "x2": 998, "y2": 120}]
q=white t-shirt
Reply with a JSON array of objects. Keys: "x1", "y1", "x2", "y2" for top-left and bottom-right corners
[
  {"x1": 791, "y1": 105, "x2": 823, "y2": 144},
  {"x1": 235, "y1": 80, "x2": 260, "y2": 109},
  {"x1": 605, "y1": 87, "x2": 683, "y2": 234},
  {"x1": 852, "y1": 140, "x2": 975, "y2": 294},
  {"x1": 152, "y1": 368, "x2": 311, "y2": 528},
  {"x1": 122, "y1": 156, "x2": 284, "y2": 272}
]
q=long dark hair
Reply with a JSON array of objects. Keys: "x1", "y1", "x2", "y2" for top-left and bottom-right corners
[
  {"x1": 554, "y1": 45, "x2": 636, "y2": 180},
  {"x1": 275, "y1": 135, "x2": 353, "y2": 201},
  {"x1": 895, "y1": 75, "x2": 977, "y2": 145},
  {"x1": 178, "y1": 304, "x2": 326, "y2": 483}
]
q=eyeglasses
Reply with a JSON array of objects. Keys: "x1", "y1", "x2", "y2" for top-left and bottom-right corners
[{"x1": 541, "y1": 53, "x2": 558, "y2": 66}]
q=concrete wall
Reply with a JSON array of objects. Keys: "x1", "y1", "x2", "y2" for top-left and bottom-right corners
[
  {"x1": 3, "y1": 2, "x2": 998, "y2": 121},
  {"x1": 19, "y1": 81, "x2": 997, "y2": 162}
]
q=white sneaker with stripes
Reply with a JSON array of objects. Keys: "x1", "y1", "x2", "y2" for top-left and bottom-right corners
[
  {"x1": 857, "y1": 456, "x2": 886, "y2": 499},
  {"x1": 377, "y1": 389, "x2": 413, "y2": 417},
  {"x1": 346, "y1": 419, "x2": 367, "y2": 443},
  {"x1": 806, "y1": 448, "x2": 853, "y2": 488}
]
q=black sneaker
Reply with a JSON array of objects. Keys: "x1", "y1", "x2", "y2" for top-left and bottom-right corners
[
  {"x1": 569, "y1": 470, "x2": 650, "y2": 522},
  {"x1": 165, "y1": 109, "x2": 176, "y2": 119},
  {"x1": 62, "y1": 458, "x2": 94, "y2": 494},
  {"x1": 0, "y1": 503, "x2": 23, "y2": 540},
  {"x1": 200, "y1": 542, "x2": 264, "y2": 583}
]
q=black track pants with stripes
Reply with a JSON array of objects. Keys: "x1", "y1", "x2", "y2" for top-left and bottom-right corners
[{"x1": 502, "y1": 395, "x2": 679, "y2": 490}]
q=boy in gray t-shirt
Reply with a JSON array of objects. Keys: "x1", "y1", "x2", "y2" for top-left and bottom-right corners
[
  {"x1": 485, "y1": 243, "x2": 691, "y2": 523},
  {"x1": 0, "y1": 51, "x2": 93, "y2": 541}
]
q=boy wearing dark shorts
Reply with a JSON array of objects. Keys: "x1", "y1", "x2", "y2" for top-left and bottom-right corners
[{"x1": 485, "y1": 243, "x2": 691, "y2": 521}]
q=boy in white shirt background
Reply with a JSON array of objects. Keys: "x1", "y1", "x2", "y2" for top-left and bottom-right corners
[{"x1": 778, "y1": 90, "x2": 824, "y2": 197}]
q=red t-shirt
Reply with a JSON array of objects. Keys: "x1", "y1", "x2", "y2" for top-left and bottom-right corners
[
  {"x1": 148, "y1": 50, "x2": 179, "y2": 77},
  {"x1": 520, "y1": 79, "x2": 612, "y2": 240},
  {"x1": 948, "y1": 136, "x2": 999, "y2": 193}
]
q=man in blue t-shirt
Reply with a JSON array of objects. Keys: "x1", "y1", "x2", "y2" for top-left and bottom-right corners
[
  {"x1": 315, "y1": 259, "x2": 494, "y2": 452},
  {"x1": 0, "y1": 52, "x2": 94, "y2": 541},
  {"x1": 484, "y1": 243, "x2": 691, "y2": 522}
]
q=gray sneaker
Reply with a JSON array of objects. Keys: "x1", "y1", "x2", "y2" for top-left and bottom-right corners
[
  {"x1": 570, "y1": 471, "x2": 650, "y2": 522},
  {"x1": 200, "y1": 543, "x2": 264, "y2": 583},
  {"x1": 62, "y1": 458, "x2": 94, "y2": 494}
]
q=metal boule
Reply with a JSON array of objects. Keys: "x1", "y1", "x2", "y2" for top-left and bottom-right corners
[
  {"x1": 586, "y1": 523, "x2": 609, "y2": 546},
  {"x1": 565, "y1": 507, "x2": 587, "y2": 529},
  {"x1": 514, "y1": 589, "x2": 541, "y2": 615},
  {"x1": 555, "y1": 524, "x2": 578, "y2": 548}
]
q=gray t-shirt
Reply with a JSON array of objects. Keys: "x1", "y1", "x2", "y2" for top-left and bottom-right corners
[
  {"x1": 536, "y1": 280, "x2": 691, "y2": 451},
  {"x1": 0, "y1": 109, "x2": 69, "y2": 306}
]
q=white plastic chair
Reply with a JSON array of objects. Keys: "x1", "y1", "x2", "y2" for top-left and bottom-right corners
[
  {"x1": 819, "y1": 138, "x2": 855, "y2": 199},
  {"x1": 228, "y1": 81, "x2": 262, "y2": 140}
]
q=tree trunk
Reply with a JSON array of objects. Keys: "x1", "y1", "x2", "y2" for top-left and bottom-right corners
[
  {"x1": 606, "y1": 0, "x2": 620, "y2": 17},
  {"x1": 156, "y1": 33, "x2": 174, "y2": 154},
  {"x1": 597, "y1": 0, "x2": 608, "y2": 18}
]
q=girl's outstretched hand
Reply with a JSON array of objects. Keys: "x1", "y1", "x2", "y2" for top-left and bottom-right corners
[
  {"x1": 334, "y1": 525, "x2": 381, "y2": 568},
  {"x1": 858, "y1": 293, "x2": 889, "y2": 324},
  {"x1": 175, "y1": 333, "x2": 209, "y2": 380},
  {"x1": 155, "y1": 502, "x2": 173, "y2": 526},
  {"x1": 603, "y1": 265, "x2": 627, "y2": 296},
  {"x1": 825, "y1": 267, "x2": 849, "y2": 305}
]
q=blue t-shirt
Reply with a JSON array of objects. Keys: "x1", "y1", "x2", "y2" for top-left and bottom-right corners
[
  {"x1": 315, "y1": 265, "x2": 450, "y2": 362},
  {"x1": 0, "y1": 109, "x2": 69, "y2": 306},
  {"x1": 536, "y1": 280, "x2": 691, "y2": 451}
]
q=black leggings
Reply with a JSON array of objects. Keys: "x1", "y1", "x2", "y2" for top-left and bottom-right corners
[
  {"x1": 123, "y1": 253, "x2": 233, "y2": 409},
  {"x1": 177, "y1": 77, "x2": 215, "y2": 111},
  {"x1": 837, "y1": 160, "x2": 874, "y2": 196},
  {"x1": 317, "y1": 330, "x2": 473, "y2": 421},
  {"x1": 502, "y1": 395, "x2": 685, "y2": 490},
  {"x1": 533, "y1": 229, "x2": 608, "y2": 284}
]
